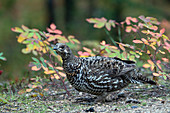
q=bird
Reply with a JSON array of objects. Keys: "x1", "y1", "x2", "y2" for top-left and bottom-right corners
[{"x1": 53, "y1": 43, "x2": 156, "y2": 102}]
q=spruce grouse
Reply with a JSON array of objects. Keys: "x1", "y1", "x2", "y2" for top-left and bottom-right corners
[{"x1": 53, "y1": 43, "x2": 156, "y2": 102}]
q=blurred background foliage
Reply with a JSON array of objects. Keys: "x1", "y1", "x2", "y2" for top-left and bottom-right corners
[{"x1": 0, "y1": 0, "x2": 170, "y2": 80}]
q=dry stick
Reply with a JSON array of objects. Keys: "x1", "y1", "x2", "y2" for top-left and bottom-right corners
[{"x1": 39, "y1": 33, "x2": 70, "y2": 96}]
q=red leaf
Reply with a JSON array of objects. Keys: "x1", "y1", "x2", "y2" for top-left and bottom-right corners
[
  {"x1": 50, "y1": 23, "x2": 56, "y2": 30},
  {"x1": 162, "y1": 58, "x2": 169, "y2": 62},
  {"x1": 125, "y1": 17, "x2": 131, "y2": 25},
  {"x1": 131, "y1": 18, "x2": 138, "y2": 23},
  {"x1": 133, "y1": 40, "x2": 143, "y2": 43},
  {"x1": 53, "y1": 29, "x2": 62, "y2": 34},
  {"x1": 160, "y1": 28, "x2": 165, "y2": 34}
]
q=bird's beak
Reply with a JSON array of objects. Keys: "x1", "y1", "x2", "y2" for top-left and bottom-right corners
[{"x1": 52, "y1": 44, "x2": 58, "y2": 50}]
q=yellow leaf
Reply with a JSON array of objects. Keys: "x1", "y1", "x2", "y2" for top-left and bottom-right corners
[
  {"x1": 54, "y1": 74, "x2": 60, "y2": 79},
  {"x1": 153, "y1": 73, "x2": 159, "y2": 76},
  {"x1": 44, "y1": 70, "x2": 55, "y2": 74},
  {"x1": 55, "y1": 67, "x2": 63, "y2": 70},
  {"x1": 143, "y1": 64, "x2": 150, "y2": 68},
  {"x1": 159, "y1": 50, "x2": 165, "y2": 54},
  {"x1": 100, "y1": 40, "x2": 106, "y2": 45},
  {"x1": 17, "y1": 36, "x2": 26, "y2": 43},
  {"x1": 43, "y1": 88, "x2": 49, "y2": 91},
  {"x1": 125, "y1": 26, "x2": 132, "y2": 32},
  {"x1": 83, "y1": 47, "x2": 92, "y2": 53},
  {"x1": 147, "y1": 60, "x2": 154, "y2": 65},
  {"x1": 141, "y1": 38, "x2": 149, "y2": 45},
  {"x1": 31, "y1": 94, "x2": 38, "y2": 97},
  {"x1": 26, "y1": 88, "x2": 33, "y2": 92},
  {"x1": 31, "y1": 66, "x2": 41, "y2": 71},
  {"x1": 119, "y1": 44, "x2": 125, "y2": 51},
  {"x1": 147, "y1": 50, "x2": 150, "y2": 54},
  {"x1": 59, "y1": 71, "x2": 66, "y2": 77}
]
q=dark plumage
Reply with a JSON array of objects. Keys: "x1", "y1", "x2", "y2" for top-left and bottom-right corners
[{"x1": 53, "y1": 43, "x2": 156, "y2": 102}]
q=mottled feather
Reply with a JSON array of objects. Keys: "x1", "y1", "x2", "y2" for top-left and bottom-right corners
[{"x1": 53, "y1": 43, "x2": 156, "y2": 101}]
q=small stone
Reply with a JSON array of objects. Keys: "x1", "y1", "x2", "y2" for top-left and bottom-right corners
[
  {"x1": 85, "y1": 107, "x2": 95, "y2": 112},
  {"x1": 131, "y1": 106, "x2": 138, "y2": 109}
]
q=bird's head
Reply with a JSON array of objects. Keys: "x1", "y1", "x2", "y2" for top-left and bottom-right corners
[{"x1": 53, "y1": 43, "x2": 72, "y2": 59}]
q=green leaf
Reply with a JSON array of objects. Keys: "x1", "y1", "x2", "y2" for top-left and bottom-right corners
[
  {"x1": 130, "y1": 51, "x2": 136, "y2": 55},
  {"x1": 27, "y1": 43, "x2": 34, "y2": 50},
  {"x1": 105, "y1": 22, "x2": 111, "y2": 31},
  {"x1": 105, "y1": 48, "x2": 111, "y2": 53},
  {"x1": 163, "y1": 75, "x2": 167, "y2": 80},
  {"x1": 0, "y1": 52, "x2": 3, "y2": 56},
  {"x1": 0, "y1": 96, "x2": 9, "y2": 104},
  {"x1": 21, "y1": 48, "x2": 31, "y2": 54},
  {"x1": 32, "y1": 57, "x2": 40, "y2": 63},
  {"x1": 86, "y1": 18, "x2": 99, "y2": 23},
  {"x1": 11, "y1": 27, "x2": 24, "y2": 33},
  {"x1": 23, "y1": 40, "x2": 32, "y2": 44},
  {"x1": 109, "y1": 53, "x2": 117, "y2": 57},
  {"x1": 162, "y1": 34, "x2": 169, "y2": 40},
  {"x1": 72, "y1": 38, "x2": 80, "y2": 44},
  {"x1": 40, "y1": 57, "x2": 47, "y2": 68},
  {"x1": 35, "y1": 33, "x2": 41, "y2": 39},
  {"x1": 94, "y1": 22, "x2": 105, "y2": 28},
  {"x1": 32, "y1": 50, "x2": 38, "y2": 56},
  {"x1": 27, "y1": 33, "x2": 34, "y2": 38},
  {"x1": 0, "y1": 56, "x2": 6, "y2": 61},
  {"x1": 21, "y1": 25, "x2": 29, "y2": 31}
]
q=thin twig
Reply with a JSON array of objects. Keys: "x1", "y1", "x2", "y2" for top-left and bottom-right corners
[{"x1": 39, "y1": 32, "x2": 70, "y2": 96}]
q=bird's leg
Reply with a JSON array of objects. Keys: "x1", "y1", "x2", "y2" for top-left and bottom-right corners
[
  {"x1": 75, "y1": 97, "x2": 96, "y2": 102},
  {"x1": 94, "y1": 92, "x2": 109, "y2": 102}
]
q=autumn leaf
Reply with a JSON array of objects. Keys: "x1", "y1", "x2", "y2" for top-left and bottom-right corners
[
  {"x1": 31, "y1": 65, "x2": 41, "y2": 71},
  {"x1": 160, "y1": 28, "x2": 165, "y2": 34},
  {"x1": 125, "y1": 26, "x2": 132, "y2": 32},
  {"x1": 44, "y1": 70, "x2": 55, "y2": 74},
  {"x1": 119, "y1": 44, "x2": 125, "y2": 51},
  {"x1": 109, "y1": 20, "x2": 116, "y2": 28},
  {"x1": 153, "y1": 73, "x2": 160, "y2": 76},
  {"x1": 50, "y1": 23, "x2": 56, "y2": 30},
  {"x1": 143, "y1": 64, "x2": 150, "y2": 68},
  {"x1": 133, "y1": 40, "x2": 143, "y2": 43},
  {"x1": 83, "y1": 47, "x2": 92, "y2": 53},
  {"x1": 21, "y1": 25, "x2": 29, "y2": 31},
  {"x1": 26, "y1": 88, "x2": 33, "y2": 92},
  {"x1": 11, "y1": 27, "x2": 24, "y2": 33},
  {"x1": 86, "y1": 18, "x2": 99, "y2": 23},
  {"x1": 162, "y1": 58, "x2": 169, "y2": 62},
  {"x1": 105, "y1": 22, "x2": 111, "y2": 31}
]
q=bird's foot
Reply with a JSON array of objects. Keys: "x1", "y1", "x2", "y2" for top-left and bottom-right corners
[{"x1": 75, "y1": 97, "x2": 96, "y2": 103}]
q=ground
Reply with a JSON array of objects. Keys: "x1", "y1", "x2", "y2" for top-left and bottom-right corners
[{"x1": 0, "y1": 79, "x2": 169, "y2": 113}]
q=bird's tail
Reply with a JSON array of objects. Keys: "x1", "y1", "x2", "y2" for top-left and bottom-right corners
[{"x1": 127, "y1": 69, "x2": 157, "y2": 85}]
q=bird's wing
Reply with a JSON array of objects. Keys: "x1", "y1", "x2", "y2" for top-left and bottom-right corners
[{"x1": 84, "y1": 56, "x2": 136, "y2": 77}]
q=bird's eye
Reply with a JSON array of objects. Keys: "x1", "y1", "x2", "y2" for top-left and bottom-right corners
[{"x1": 59, "y1": 45, "x2": 65, "y2": 49}]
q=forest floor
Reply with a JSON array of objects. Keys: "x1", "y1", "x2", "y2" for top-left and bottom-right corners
[{"x1": 0, "y1": 79, "x2": 169, "y2": 113}]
